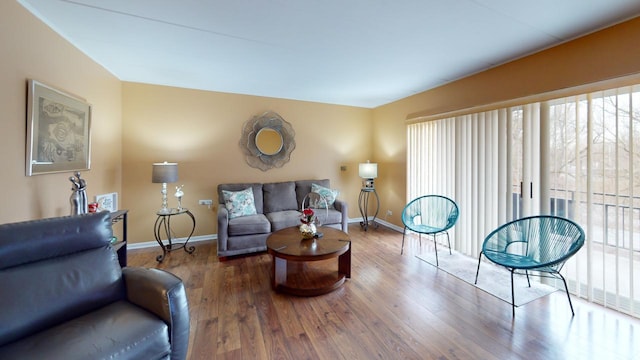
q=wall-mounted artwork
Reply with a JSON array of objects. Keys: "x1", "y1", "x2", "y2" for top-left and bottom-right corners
[
  {"x1": 26, "y1": 79, "x2": 92, "y2": 176},
  {"x1": 239, "y1": 111, "x2": 295, "y2": 171}
]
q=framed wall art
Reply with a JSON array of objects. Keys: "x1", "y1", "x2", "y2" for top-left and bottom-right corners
[
  {"x1": 96, "y1": 192, "x2": 118, "y2": 212},
  {"x1": 26, "y1": 79, "x2": 92, "y2": 176}
]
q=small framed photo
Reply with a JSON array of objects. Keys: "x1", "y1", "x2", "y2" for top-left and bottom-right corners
[
  {"x1": 96, "y1": 193, "x2": 118, "y2": 212},
  {"x1": 26, "y1": 79, "x2": 92, "y2": 176}
]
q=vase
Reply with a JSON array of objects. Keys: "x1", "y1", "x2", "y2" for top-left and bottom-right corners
[{"x1": 300, "y1": 223, "x2": 317, "y2": 239}]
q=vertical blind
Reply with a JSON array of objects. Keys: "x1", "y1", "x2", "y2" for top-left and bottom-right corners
[
  {"x1": 407, "y1": 110, "x2": 511, "y2": 256},
  {"x1": 407, "y1": 84, "x2": 640, "y2": 317}
]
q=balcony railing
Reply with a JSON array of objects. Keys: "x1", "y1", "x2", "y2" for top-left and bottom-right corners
[{"x1": 511, "y1": 187, "x2": 640, "y2": 252}]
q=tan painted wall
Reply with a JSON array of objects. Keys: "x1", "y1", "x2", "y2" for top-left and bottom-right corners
[
  {"x1": 0, "y1": 2, "x2": 122, "y2": 223},
  {"x1": 4, "y1": 0, "x2": 640, "y2": 246},
  {"x1": 372, "y1": 17, "x2": 640, "y2": 228},
  {"x1": 122, "y1": 83, "x2": 372, "y2": 243}
]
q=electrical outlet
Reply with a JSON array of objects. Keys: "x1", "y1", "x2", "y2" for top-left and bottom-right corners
[
  {"x1": 386, "y1": 210, "x2": 392, "y2": 216},
  {"x1": 198, "y1": 199, "x2": 213, "y2": 205}
]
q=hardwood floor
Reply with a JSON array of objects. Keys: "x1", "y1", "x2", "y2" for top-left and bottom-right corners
[{"x1": 128, "y1": 224, "x2": 640, "y2": 359}]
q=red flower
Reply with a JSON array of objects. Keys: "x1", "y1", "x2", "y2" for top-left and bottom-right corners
[{"x1": 301, "y1": 208, "x2": 316, "y2": 224}]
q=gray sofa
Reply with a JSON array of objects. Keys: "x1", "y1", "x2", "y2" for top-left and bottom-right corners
[
  {"x1": 217, "y1": 179, "x2": 348, "y2": 258},
  {"x1": 0, "y1": 212, "x2": 190, "y2": 360}
]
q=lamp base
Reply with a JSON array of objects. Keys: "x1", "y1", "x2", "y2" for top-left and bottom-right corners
[
  {"x1": 158, "y1": 182, "x2": 170, "y2": 214},
  {"x1": 362, "y1": 178, "x2": 375, "y2": 188}
]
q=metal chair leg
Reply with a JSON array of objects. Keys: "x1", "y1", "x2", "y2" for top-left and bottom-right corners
[
  {"x1": 474, "y1": 252, "x2": 483, "y2": 284},
  {"x1": 558, "y1": 272, "x2": 575, "y2": 316},
  {"x1": 432, "y1": 233, "x2": 438, "y2": 266},
  {"x1": 401, "y1": 227, "x2": 407, "y2": 255},
  {"x1": 511, "y1": 270, "x2": 516, "y2": 316}
]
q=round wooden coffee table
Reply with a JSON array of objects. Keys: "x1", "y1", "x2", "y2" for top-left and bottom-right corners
[{"x1": 266, "y1": 226, "x2": 351, "y2": 296}]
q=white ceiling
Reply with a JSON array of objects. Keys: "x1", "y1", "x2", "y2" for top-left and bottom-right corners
[{"x1": 17, "y1": 0, "x2": 640, "y2": 108}]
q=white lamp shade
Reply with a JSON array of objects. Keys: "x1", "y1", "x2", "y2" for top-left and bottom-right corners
[
  {"x1": 152, "y1": 162, "x2": 178, "y2": 183},
  {"x1": 359, "y1": 162, "x2": 378, "y2": 179}
]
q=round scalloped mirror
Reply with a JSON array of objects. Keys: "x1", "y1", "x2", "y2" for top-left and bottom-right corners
[
  {"x1": 239, "y1": 111, "x2": 295, "y2": 171},
  {"x1": 255, "y1": 128, "x2": 283, "y2": 155}
]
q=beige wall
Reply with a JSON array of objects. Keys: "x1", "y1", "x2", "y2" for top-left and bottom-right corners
[
  {"x1": 0, "y1": 2, "x2": 122, "y2": 223},
  {"x1": 2, "y1": 1, "x2": 371, "y2": 245},
  {"x1": 4, "y1": 1, "x2": 640, "y2": 245},
  {"x1": 122, "y1": 83, "x2": 372, "y2": 243},
  {"x1": 372, "y1": 17, "x2": 640, "y2": 227}
]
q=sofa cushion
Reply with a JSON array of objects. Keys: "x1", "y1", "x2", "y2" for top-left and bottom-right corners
[
  {"x1": 266, "y1": 210, "x2": 303, "y2": 231},
  {"x1": 226, "y1": 233, "x2": 270, "y2": 252},
  {"x1": 228, "y1": 214, "x2": 271, "y2": 236},
  {"x1": 295, "y1": 179, "x2": 330, "y2": 210},
  {"x1": 222, "y1": 187, "x2": 257, "y2": 219},
  {"x1": 218, "y1": 183, "x2": 264, "y2": 214},
  {"x1": 263, "y1": 181, "x2": 298, "y2": 213},
  {"x1": 0, "y1": 301, "x2": 170, "y2": 360},
  {"x1": 324, "y1": 208, "x2": 344, "y2": 225},
  {"x1": 311, "y1": 183, "x2": 340, "y2": 208}
]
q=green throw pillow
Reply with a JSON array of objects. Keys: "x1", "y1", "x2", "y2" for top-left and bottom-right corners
[
  {"x1": 222, "y1": 187, "x2": 257, "y2": 219},
  {"x1": 311, "y1": 183, "x2": 339, "y2": 209}
]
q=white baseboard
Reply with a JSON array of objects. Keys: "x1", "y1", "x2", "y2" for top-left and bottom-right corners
[
  {"x1": 348, "y1": 216, "x2": 404, "y2": 233},
  {"x1": 126, "y1": 218, "x2": 403, "y2": 250},
  {"x1": 127, "y1": 234, "x2": 216, "y2": 250},
  {"x1": 373, "y1": 218, "x2": 404, "y2": 233}
]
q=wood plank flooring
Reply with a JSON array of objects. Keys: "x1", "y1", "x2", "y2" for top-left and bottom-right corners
[{"x1": 128, "y1": 224, "x2": 640, "y2": 359}]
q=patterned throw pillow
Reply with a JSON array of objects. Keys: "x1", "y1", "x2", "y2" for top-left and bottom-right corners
[
  {"x1": 311, "y1": 183, "x2": 339, "y2": 208},
  {"x1": 222, "y1": 187, "x2": 257, "y2": 219}
]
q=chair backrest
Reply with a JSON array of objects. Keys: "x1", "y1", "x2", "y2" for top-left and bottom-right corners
[
  {"x1": 0, "y1": 212, "x2": 124, "y2": 346},
  {"x1": 401, "y1": 195, "x2": 459, "y2": 233},
  {"x1": 483, "y1": 215, "x2": 585, "y2": 270}
]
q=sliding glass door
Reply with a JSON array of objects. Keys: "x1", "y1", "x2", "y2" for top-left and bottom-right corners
[
  {"x1": 510, "y1": 104, "x2": 541, "y2": 220},
  {"x1": 548, "y1": 88, "x2": 640, "y2": 316},
  {"x1": 408, "y1": 84, "x2": 640, "y2": 317}
]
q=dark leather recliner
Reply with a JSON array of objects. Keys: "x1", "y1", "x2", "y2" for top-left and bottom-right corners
[{"x1": 0, "y1": 212, "x2": 190, "y2": 359}]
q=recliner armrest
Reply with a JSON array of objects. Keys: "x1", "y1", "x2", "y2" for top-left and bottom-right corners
[{"x1": 122, "y1": 267, "x2": 190, "y2": 360}]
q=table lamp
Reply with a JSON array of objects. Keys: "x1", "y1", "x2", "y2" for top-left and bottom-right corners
[
  {"x1": 359, "y1": 160, "x2": 377, "y2": 189},
  {"x1": 152, "y1": 162, "x2": 178, "y2": 214}
]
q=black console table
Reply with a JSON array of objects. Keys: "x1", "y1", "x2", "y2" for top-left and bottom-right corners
[
  {"x1": 154, "y1": 208, "x2": 196, "y2": 262},
  {"x1": 358, "y1": 187, "x2": 379, "y2": 231},
  {"x1": 110, "y1": 209, "x2": 128, "y2": 267}
]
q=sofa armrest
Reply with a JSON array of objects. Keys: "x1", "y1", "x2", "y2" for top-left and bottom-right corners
[
  {"x1": 333, "y1": 199, "x2": 349, "y2": 233},
  {"x1": 122, "y1": 267, "x2": 190, "y2": 360},
  {"x1": 217, "y1": 206, "x2": 230, "y2": 252}
]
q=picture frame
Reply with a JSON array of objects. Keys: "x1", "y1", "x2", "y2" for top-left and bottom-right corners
[
  {"x1": 26, "y1": 79, "x2": 92, "y2": 176},
  {"x1": 96, "y1": 192, "x2": 118, "y2": 213}
]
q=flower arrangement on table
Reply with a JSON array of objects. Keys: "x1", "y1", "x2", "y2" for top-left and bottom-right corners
[{"x1": 299, "y1": 208, "x2": 317, "y2": 239}]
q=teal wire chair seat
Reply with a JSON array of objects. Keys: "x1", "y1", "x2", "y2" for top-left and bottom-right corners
[
  {"x1": 401, "y1": 195, "x2": 459, "y2": 266},
  {"x1": 474, "y1": 215, "x2": 585, "y2": 316}
]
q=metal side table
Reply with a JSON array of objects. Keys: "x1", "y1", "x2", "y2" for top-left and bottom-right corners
[
  {"x1": 358, "y1": 187, "x2": 379, "y2": 231},
  {"x1": 154, "y1": 208, "x2": 196, "y2": 262}
]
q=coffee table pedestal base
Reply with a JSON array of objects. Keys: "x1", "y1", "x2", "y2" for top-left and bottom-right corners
[
  {"x1": 267, "y1": 227, "x2": 351, "y2": 297},
  {"x1": 270, "y1": 246, "x2": 351, "y2": 297}
]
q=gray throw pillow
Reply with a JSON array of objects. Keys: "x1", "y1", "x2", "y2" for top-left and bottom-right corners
[{"x1": 263, "y1": 181, "x2": 298, "y2": 213}]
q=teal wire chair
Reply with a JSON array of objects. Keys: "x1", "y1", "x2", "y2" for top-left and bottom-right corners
[
  {"x1": 401, "y1": 195, "x2": 459, "y2": 266},
  {"x1": 474, "y1": 215, "x2": 585, "y2": 316}
]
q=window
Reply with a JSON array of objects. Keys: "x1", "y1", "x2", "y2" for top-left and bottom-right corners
[{"x1": 408, "y1": 84, "x2": 640, "y2": 317}]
